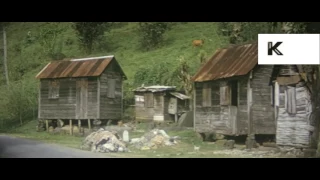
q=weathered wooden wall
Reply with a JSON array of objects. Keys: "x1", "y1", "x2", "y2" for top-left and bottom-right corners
[
  {"x1": 134, "y1": 92, "x2": 165, "y2": 121},
  {"x1": 276, "y1": 65, "x2": 314, "y2": 147},
  {"x1": 99, "y1": 61, "x2": 123, "y2": 120},
  {"x1": 194, "y1": 66, "x2": 277, "y2": 136},
  {"x1": 39, "y1": 78, "x2": 77, "y2": 119},
  {"x1": 194, "y1": 78, "x2": 248, "y2": 135},
  {"x1": 39, "y1": 77, "x2": 100, "y2": 120},
  {"x1": 87, "y1": 78, "x2": 99, "y2": 119},
  {"x1": 237, "y1": 78, "x2": 249, "y2": 134},
  {"x1": 163, "y1": 95, "x2": 171, "y2": 121},
  {"x1": 250, "y1": 65, "x2": 275, "y2": 134}
]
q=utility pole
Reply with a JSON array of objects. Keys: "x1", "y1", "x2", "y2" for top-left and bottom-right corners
[{"x1": 2, "y1": 25, "x2": 9, "y2": 86}]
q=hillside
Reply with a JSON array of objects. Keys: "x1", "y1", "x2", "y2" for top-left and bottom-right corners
[{"x1": 0, "y1": 22, "x2": 229, "y2": 129}]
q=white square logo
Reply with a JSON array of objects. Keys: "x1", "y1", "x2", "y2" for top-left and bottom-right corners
[{"x1": 258, "y1": 34, "x2": 320, "y2": 65}]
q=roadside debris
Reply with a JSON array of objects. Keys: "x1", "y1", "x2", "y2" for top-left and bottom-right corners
[
  {"x1": 130, "y1": 129, "x2": 179, "y2": 150},
  {"x1": 80, "y1": 128, "x2": 128, "y2": 153}
]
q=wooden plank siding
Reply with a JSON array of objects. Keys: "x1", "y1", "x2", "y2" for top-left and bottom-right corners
[
  {"x1": 39, "y1": 78, "x2": 77, "y2": 119},
  {"x1": 99, "y1": 69, "x2": 122, "y2": 120},
  {"x1": 275, "y1": 65, "x2": 314, "y2": 148},
  {"x1": 250, "y1": 65, "x2": 275, "y2": 135},
  {"x1": 194, "y1": 66, "x2": 275, "y2": 136},
  {"x1": 194, "y1": 78, "x2": 248, "y2": 135}
]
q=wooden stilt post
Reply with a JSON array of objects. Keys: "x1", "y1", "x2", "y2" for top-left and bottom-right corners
[
  {"x1": 88, "y1": 119, "x2": 91, "y2": 131},
  {"x1": 78, "y1": 120, "x2": 81, "y2": 133},
  {"x1": 69, "y1": 120, "x2": 73, "y2": 135},
  {"x1": 46, "y1": 120, "x2": 49, "y2": 132}
]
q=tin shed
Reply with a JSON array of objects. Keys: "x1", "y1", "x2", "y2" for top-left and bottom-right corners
[
  {"x1": 133, "y1": 86, "x2": 190, "y2": 122},
  {"x1": 36, "y1": 55, "x2": 127, "y2": 133},
  {"x1": 192, "y1": 42, "x2": 276, "y2": 136}
]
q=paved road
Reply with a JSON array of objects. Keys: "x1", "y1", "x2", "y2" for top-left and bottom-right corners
[{"x1": 0, "y1": 135, "x2": 114, "y2": 158}]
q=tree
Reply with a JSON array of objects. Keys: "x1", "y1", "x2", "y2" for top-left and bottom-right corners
[
  {"x1": 0, "y1": 22, "x2": 9, "y2": 86},
  {"x1": 176, "y1": 56, "x2": 194, "y2": 110},
  {"x1": 72, "y1": 22, "x2": 113, "y2": 54},
  {"x1": 138, "y1": 22, "x2": 171, "y2": 50},
  {"x1": 38, "y1": 22, "x2": 66, "y2": 60},
  {"x1": 217, "y1": 22, "x2": 274, "y2": 44}
]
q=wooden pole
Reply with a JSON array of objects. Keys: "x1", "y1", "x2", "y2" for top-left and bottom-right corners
[
  {"x1": 69, "y1": 120, "x2": 73, "y2": 135},
  {"x1": 46, "y1": 120, "x2": 49, "y2": 132},
  {"x1": 78, "y1": 120, "x2": 81, "y2": 133},
  {"x1": 88, "y1": 119, "x2": 91, "y2": 131}
]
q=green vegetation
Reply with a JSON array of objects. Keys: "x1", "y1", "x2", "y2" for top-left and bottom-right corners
[
  {"x1": 1, "y1": 22, "x2": 319, "y2": 156},
  {"x1": 0, "y1": 22, "x2": 231, "y2": 130}
]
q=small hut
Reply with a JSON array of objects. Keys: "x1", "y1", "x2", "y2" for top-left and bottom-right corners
[
  {"x1": 36, "y1": 55, "x2": 127, "y2": 134},
  {"x1": 133, "y1": 85, "x2": 190, "y2": 122},
  {"x1": 192, "y1": 42, "x2": 317, "y2": 150},
  {"x1": 192, "y1": 42, "x2": 276, "y2": 137}
]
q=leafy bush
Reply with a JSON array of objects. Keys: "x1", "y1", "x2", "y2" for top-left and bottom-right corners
[
  {"x1": 38, "y1": 23, "x2": 66, "y2": 59},
  {"x1": 72, "y1": 22, "x2": 113, "y2": 54},
  {"x1": 216, "y1": 22, "x2": 273, "y2": 44},
  {"x1": 138, "y1": 22, "x2": 172, "y2": 50},
  {"x1": 0, "y1": 79, "x2": 38, "y2": 130}
]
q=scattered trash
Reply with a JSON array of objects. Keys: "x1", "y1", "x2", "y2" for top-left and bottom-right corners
[
  {"x1": 130, "y1": 129, "x2": 178, "y2": 150},
  {"x1": 80, "y1": 128, "x2": 128, "y2": 153}
]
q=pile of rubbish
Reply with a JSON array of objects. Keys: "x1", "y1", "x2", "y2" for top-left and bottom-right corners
[
  {"x1": 80, "y1": 128, "x2": 128, "y2": 153},
  {"x1": 130, "y1": 129, "x2": 179, "y2": 150}
]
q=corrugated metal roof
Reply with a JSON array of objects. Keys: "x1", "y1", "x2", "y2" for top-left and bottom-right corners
[
  {"x1": 169, "y1": 92, "x2": 190, "y2": 100},
  {"x1": 192, "y1": 42, "x2": 258, "y2": 82},
  {"x1": 133, "y1": 85, "x2": 176, "y2": 92},
  {"x1": 36, "y1": 55, "x2": 127, "y2": 79}
]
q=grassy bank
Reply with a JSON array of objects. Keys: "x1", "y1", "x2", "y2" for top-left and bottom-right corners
[{"x1": 4, "y1": 120, "x2": 258, "y2": 158}]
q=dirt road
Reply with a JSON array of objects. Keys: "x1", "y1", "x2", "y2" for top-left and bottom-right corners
[{"x1": 0, "y1": 135, "x2": 115, "y2": 158}]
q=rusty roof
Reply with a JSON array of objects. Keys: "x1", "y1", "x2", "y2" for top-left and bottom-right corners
[
  {"x1": 192, "y1": 42, "x2": 258, "y2": 82},
  {"x1": 36, "y1": 55, "x2": 127, "y2": 79}
]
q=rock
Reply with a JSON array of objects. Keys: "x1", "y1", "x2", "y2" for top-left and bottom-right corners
[
  {"x1": 48, "y1": 126, "x2": 54, "y2": 133},
  {"x1": 245, "y1": 134, "x2": 258, "y2": 149},
  {"x1": 224, "y1": 140, "x2": 235, "y2": 149},
  {"x1": 130, "y1": 138, "x2": 141, "y2": 144},
  {"x1": 159, "y1": 130, "x2": 170, "y2": 138},
  {"x1": 93, "y1": 119, "x2": 102, "y2": 126},
  {"x1": 53, "y1": 127, "x2": 62, "y2": 134},
  {"x1": 123, "y1": 130, "x2": 129, "y2": 142},
  {"x1": 216, "y1": 139, "x2": 227, "y2": 145},
  {"x1": 73, "y1": 126, "x2": 80, "y2": 134},
  {"x1": 57, "y1": 119, "x2": 64, "y2": 128},
  {"x1": 262, "y1": 142, "x2": 277, "y2": 148},
  {"x1": 215, "y1": 134, "x2": 225, "y2": 140}
]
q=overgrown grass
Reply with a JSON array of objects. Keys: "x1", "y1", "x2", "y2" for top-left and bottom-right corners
[{"x1": 0, "y1": 22, "x2": 229, "y2": 130}]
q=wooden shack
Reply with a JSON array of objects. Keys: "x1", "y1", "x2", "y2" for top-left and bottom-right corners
[
  {"x1": 192, "y1": 42, "x2": 276, "y2": 136},
  {"x1": 271, "y1": 65, "x2": 315, "y2": 148},
  {"x1": 133, "y1": 86, "x2": 190, "y2": 122},
  {"x1": 192, "y1": 42, "x2": 317, "y2": 149},
  {"x1": 36, "y1": 55, "x2": 127, "y2": 133}
]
